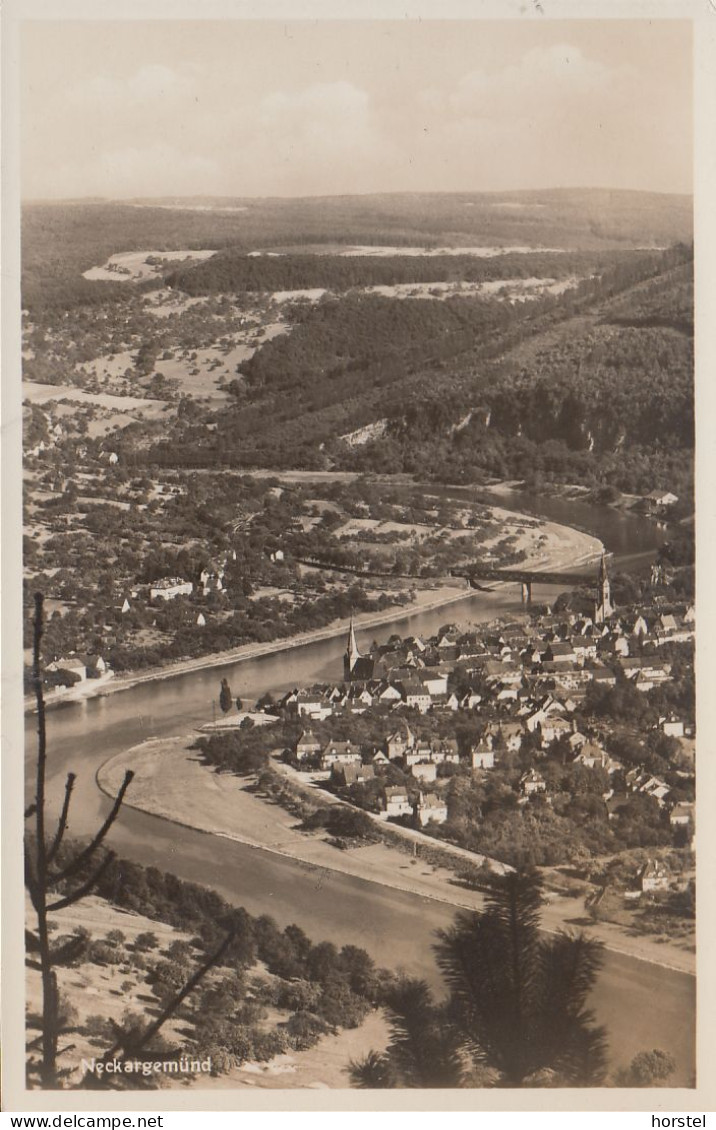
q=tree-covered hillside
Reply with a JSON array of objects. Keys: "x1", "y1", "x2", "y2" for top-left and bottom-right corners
[
  {"x1": 139, "y1": 244, "x2": 692, "y2": 498},
  {"x1": 340, "y1": 256, "x2": 693, "y2": 496}
]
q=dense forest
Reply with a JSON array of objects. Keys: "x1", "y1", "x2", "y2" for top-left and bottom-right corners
[
  {"x1": 21, "y1": 187, "x2": 692, "y2": 311},
  {"x1": 342, "y1": 256, "x2": 694, "y2": 495},
  {"x1": 138, "y1": 244, "x2": 693, "y2": 498},
  {"x1": 165, "y1": 248, "x2": 638, "y2": 295}
]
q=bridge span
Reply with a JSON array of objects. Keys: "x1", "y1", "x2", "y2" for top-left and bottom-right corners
[{"x1": 451, "y1": 554, "x2": 609, "y2": 603}]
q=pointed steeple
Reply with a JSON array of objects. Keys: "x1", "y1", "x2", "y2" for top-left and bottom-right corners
[
  {"x1": 595, "y1": 552, "x2": 613, "y2": 623},
  {"x1": 347, "y1": 615, "x2": 361, "y2": 673},
  {"x1": 598, "y1": 552, "x2": 608, "y2": 584}
]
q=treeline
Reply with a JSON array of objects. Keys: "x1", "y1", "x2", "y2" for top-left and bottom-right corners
[
  {"x1": 597, "y1": 262, "x2": 693, "y2": 333},
  {"x1": 61, "y1": 848, "x2": 392, "y2": 1072},
  {"x1": 165, "y1": 249, "x2": 633, "y2": 296},
  {"x1": 484, "y1": 326, "x2": 693, "y2": 451},
  {"x1": 106, "y1": 584, "x2": 412, "y2": 673},
  {"x1": 92, "y1": 851, "x2": 385, "y2": 992},
  {"x1": 22, "y1": 190, "x2": 691, "y2": 312}
]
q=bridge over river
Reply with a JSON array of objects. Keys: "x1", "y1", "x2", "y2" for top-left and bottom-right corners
[
  {"x1": 451, "y1": 553, "x2": 609, "y2": 602},
  {"x1": 296, "y1": 552, "x2": 609, "y2": 604}
]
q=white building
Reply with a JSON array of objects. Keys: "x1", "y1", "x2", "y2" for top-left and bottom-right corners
[{"x1": 150, "y1": 577, "x2": 193, "y2": 601}]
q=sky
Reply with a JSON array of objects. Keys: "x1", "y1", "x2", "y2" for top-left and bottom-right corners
[{"x1": 21, "y1": 19, "x2": 693, "y2": 200}]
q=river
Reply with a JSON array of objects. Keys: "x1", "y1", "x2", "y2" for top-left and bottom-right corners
[{"x1": 25, "y1": 492, "x2": 695, "y2": 1086}]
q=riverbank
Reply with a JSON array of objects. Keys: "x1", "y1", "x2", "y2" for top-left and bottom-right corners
[
  {"x1": 98, "y1": 740, "x2": 695, "y2": 978},
  {"x1": 28, "y1": 511, "x2": 603, "y2": 715}
]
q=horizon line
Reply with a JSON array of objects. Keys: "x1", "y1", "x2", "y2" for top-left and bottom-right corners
[{"x1": 20, "y1": 185, "x2": 695, "y2": 206}]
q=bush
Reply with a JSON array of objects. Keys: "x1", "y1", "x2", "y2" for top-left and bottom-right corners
[
  {"x1": 251, "y1": 1028, "x2": 290, "y2": 1061},
  {"x1": 286, "y1": 1010, "x2": 330, "y2": 1050},
  {"x1": 317, "y1": 983, "x2": 371, "y2": 1030},
  {"x1": 276, "y1": 979, "x2": 323, "y2": 1013},
  {"x1": 199, "y1": 1045, "x2": 235, "y2": 1076},
  {"x1": 164, "y1": 940, "x2": 193, "y2": 962},
  {"x1": 88, "y1": 941, "x2": 124, "y2": 965},
  {"x1": 615, "y1": 1048, "x2": 677, "y2": 1087},
  {"x1": 133, "y1": 931, "x2": 159, "y2": 952},
  {"x1": 324, "y1": 806, "x2": 377, "y2": 841}
]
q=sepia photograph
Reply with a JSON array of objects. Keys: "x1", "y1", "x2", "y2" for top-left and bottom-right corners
[{"x1": 2, "y1": 2, "x2": 710, "y2": 1111}]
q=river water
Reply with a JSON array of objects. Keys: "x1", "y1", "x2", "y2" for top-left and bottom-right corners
[{"x1": 24, "y1": 492, "x2": 695, "y2": 1085}]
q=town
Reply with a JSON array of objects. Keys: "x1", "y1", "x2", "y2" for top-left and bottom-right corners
[{"x1": 186, "y1": 554, "x2": 695, "y2": 936}]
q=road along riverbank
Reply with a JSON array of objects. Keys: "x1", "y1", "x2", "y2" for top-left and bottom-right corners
[
  {"x1": 98, "y1": 739, "x2": 695, "y2": 978},
  {"x1": 25, "y1": 491, "x2": 691, "y2": 1084}
]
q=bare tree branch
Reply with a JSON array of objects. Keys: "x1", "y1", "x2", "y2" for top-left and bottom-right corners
[
  {"x1": 103, "y1": 929, "x2": 237, "y2": 1065},
  {"x1": 47, "y1": 852, "x2": 117, "y2": 912},
  {"x1": 49, "y1": 771, "x2": 134, "y2": 885},
  {"x1": 46, "y1": 773, "x2": 76, "y2": 866}
]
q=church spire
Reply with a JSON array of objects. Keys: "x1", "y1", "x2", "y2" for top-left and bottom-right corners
[
  {"x1": 599, "y1": 552, "x2": 608, "y2": 584},
  {"x1": 347, "y1": 615, "x2": 361, "y2": 673},
  {"x1": 595, "y1": 552, "x2": 613, "y2": 623}
]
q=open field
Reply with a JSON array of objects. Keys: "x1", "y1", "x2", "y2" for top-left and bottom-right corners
[
  {"x1": 360, "y1": 276, "x2": 583, "y2": 301},
  {"x1": 23, "y1": 381, "x2": 166, "y2": 414},
  {"x1": 82, "y1": 248, "x2": 217, "y2": 283},
  {"x1": 250, "y1": 244, "x2": 570, "y2": 258}
]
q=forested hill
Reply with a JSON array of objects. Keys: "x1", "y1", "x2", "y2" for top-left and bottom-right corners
[
  {"x1": 141, "y1": 243, "x2": 693, "y2": 498},
  {"x1": 165, "y1": 249, "x2": 650, "y2": 296},
  {"x1": 342, "y1": 254, "x2": 694, "y2": 497},
  {"x1": 22, "y1": 187, "x2": 692, "y2": 311}
]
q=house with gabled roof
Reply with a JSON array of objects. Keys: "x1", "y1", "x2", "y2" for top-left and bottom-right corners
[
  {"x1": 573, "y1": 742, "x2": 609, "y2": 770},
  {"x1": 639, "y1": 858, "x2": 671, "y2": 892},
  {"x1": 295, "y1": 730, "x2": 322, "y2": 761},
  {"x1": 520, "y1": 768, "x2": 546, "y2": 796},
  {"x1": 471, "y1": 743, "x2": 495, "y2": 770},
  {"x1": 320, "y1": 740, "x2": 361, "y2": 770},
  {"x1": 631, "y1": 614, "x2": 649, "y2": 638},
  {"x1": 384, "y1": 785, "x2": 413, "y2": 819},
  {"x1": 412, "y1": 761, "x2": 438, "y2": 783},
  {"x1": 47, "y1": 657, "x2": 87, "y2": 683},
  {"x1": 403, "y1": 680, "x2": 432, "y2": 713},
  {"x1": 332, "y1": 762, "x2": 375, "y2": 787},
  {"x1": 541, "y1": 716, "x2": 572, "y2": 744},
  {"x1": 669, "y1": 802, "x2": 694, "y2": 827},
  {"x1": 415, "y1": 791, "x2": 448, "y2": 826},
  {"x1": 386, "y1": 724, "x2": 415, "y2": 760},
  {"x1": 295, "y1": 688, "x2": 333, "y2": 720}
]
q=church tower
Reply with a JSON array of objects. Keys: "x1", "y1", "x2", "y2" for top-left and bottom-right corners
[
  {"x1": 343, "y1": 616, "x2": 374, "y2": 681},
  {"x1": 594, "y1": 553, "x2": 614, "y2": 624},
  {"x1": 344, "y1": 616, "x2": 361, "y2": 680}
]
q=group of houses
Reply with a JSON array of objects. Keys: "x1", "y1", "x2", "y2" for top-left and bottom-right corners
[
  {"x1": 45, "y1": 652, "x2": 112, "y2": 685},
  {"x1": 278, "y1": 578, "x2": 693, "y2": 728},
  {"x1": 277, "y1": 560, "x2": 694, "y2": 835}
]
